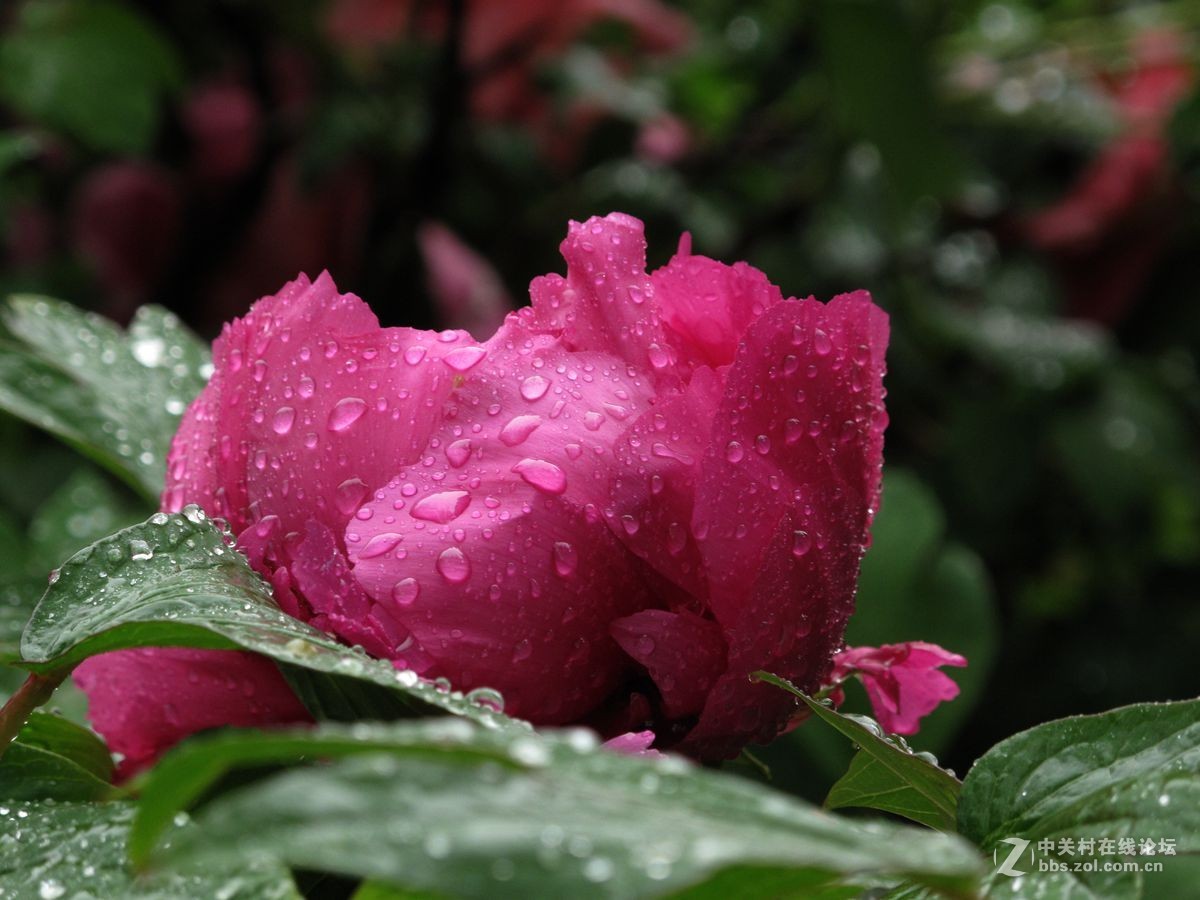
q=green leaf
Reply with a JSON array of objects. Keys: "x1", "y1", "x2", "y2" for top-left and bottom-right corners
[
  {"x1": 0, "y1": 800, "x2": 299, "y2": 898},
  {"x1": 959, "y1": 699, "x2": 1200, "y2": 898},
  {"x1": 18, "y1": 507, "x2": 525, "y2": 730},
  {"x1": 29, "y1": 467, "x2": 148, "y2": 575},
  {"x1": 0, "y1": 711, "x2": 112, "y2": 801},
  {"x1": 133, "y1": 721, "x2": 984, "y2": 898},
  {"x1": 756, "y1": 674, "x2": 960, "y2": 832},
  {"x1": 0, "y1": 297, "x2": 210, "y2": 500},
  {"x1": 0, "y1": 0, "x2": 181, "y2": 154}
]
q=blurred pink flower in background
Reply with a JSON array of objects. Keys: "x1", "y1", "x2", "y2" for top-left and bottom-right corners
[
  {"x1": 327, "y1": 0, "x2": 692, "y2": 146},
  {"x1": 1025, "y1": 28, "x2": 1193, "y2": 326},
  {"x1": 182, "y1": 80, "x2": 262, "y2": 185},
  {"x1": 417, "y1": 221, "x2": 512, "y2": 338},
  {"x1": 69, "y1": 161, "x2": 181, "y2": 315}
]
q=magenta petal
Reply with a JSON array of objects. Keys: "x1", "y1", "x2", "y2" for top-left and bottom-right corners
[
  {"x1": 74, "y1": 648, "x2": 311, "y2": 779},
  {"x1": 346, "y1": 320, "x2": 657, "y2": 722},
  {"x1": 832, "y1": 641, "x2": 967, "y2": 735},
  {"x1": 682, "y1": 293, "x2": 889, "y2": 758},
  {"x1": 602, "y1": 730, "x2": 663, "y2": 758},
  {"x1": 163, "y1": 271, "x2": 478, "y2": 544},
  {"x1": 610, "y1": 609, "x2": 726, "y2": 719},
  {"x1": 287, "y1": 520, "x2": 398, "y2": 659},
  {"x1": 607, "y1": 366, "x2": 723, "y2": 600},
  {"x1": 521, "y1": 212, "x2": 676, "y2": 379},
  {"x1": 651, "y1": 244, "x2": 783, "y2": 369}
]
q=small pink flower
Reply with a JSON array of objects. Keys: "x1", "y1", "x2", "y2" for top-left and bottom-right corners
[
  {"x1": 831, "y1": 642, "x2": 967, "y2": 736},
  {"x1": 79, "y1": 212, "x2": 891, "y2": 768}
]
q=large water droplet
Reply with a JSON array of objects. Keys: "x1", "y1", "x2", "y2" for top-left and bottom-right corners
[
  {"x1": 445, "y1": 438, "x2": 473, "y2": 468},
  {"x1": 272, "y1": 406, "x2": 296, "y2": 435},
  {"x1": 499, "y1": 415, "x2": 543, "y2": 447},
  {"x1": 520, "y1": 374, "x2": 551, "y2": 401},
  {"x1": 437, "y1": 547, "x2": 472, "y2": 583},
  {"x1": 412, "y1": 490, "x2": 472, "y2": 524},
  {"x1": 359, "y1": 532, "x2": 404, "y2": 559},
  {"x1": 513, "y1": 458, "x2": 567, "y2": 495},
  {"x1": 791, "y1": 530, "x2": 812, "y2": 558},
  {"x1": 725, "y1": 440, "x2": 745, "y2": 463},
  {"x1": 392, "y1": 577, "x2": 420, "y2": 606},
  {"x1": 814, "y1": 328, "x2": 833, "y2": 356},
  {"x1": 328, "y1": 397, "x2": 367, "y2": 432},
  {"x1": 553, "y1": 541, "x2": 578, "y2": 576},
  {"x1": 444, "y1": 345, "x2": 487, "y2": 372}
]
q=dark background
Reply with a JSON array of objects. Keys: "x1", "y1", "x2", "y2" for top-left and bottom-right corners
[{"x1": 2, "y1": 0, "x2": 1198, "y2": 794}]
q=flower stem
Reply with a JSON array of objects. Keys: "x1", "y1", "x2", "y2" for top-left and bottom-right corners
[{"x1": 0, "y1": 669, "x2": 68, "y2": 761}]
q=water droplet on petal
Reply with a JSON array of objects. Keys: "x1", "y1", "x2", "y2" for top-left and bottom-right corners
[
  {"x1": 513, "y1": 458, "x2": 567, "y2": 495},
  {"x1": 328, "y1": 397, "x2": 367, "y2": 432},
  {"x1": 814, "y1": 328, "x2": 833, "y2": 356},
  {"x1": 725, "y1": 440, "x2": 745, "y2": 463},
  {"x1": 446, "y1": 438, "x2": 473, "y2": 467},
  {"x1": 404, "y1": 345, "x2": 427, "y2": 365},
  {"x1": 520, "y1": 374, "x2": 551, "y2": 401},
  {"x1": 512, "y1": 638, "x2": 532, "y2": 662},
  {"x1": 437, "y1": 547, "x2": 471, "y2": 583},
  {"x1": 792, "y1": 530, "x2": 812, "y2": 558},
  {"x1": 272, "y1": 406, "x2": 296, "y2": 435},
  {"x1": 500, "y1": 415, "x2": 543, "y2": 447},
  {"x1": 444, "y1": 346, "x2": 487, "y2": 372},
  {"x1": 412, "y1": 490, "x2": 472, "y2": 524},
  {"x1": 553, "y1": 541, "x2": 578, "y2": 576},
  {"x1": 359, "y1": 532, "x2": 404, "y2": 559},
  {"x1": 336, "y1": 478, "x2": 368, "y2": 515},
  {"x1": 392, "y1": 577, "x2": 420, "y2": 606}
]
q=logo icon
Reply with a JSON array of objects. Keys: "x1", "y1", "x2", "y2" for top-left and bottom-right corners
[{"x1": 994, "y1": 837, "x2": 1031, "y2": 877}]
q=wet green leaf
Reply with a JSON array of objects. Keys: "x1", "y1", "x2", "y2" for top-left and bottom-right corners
[{"x1": 133, "y1": 721, "x2": 984, "y2": 899}]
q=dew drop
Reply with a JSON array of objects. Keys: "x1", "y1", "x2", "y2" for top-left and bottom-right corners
[
  {"x1": 359, "y1": 532, "x2": 404, "y2": 559},
  {"x1": 327, "y1": 397, "x2": 367, "y2": 432},
  {"x1": 791, "y1": 530, "x2": 812, "y2": 558},
  {"x1": 392, "y1": 577, "x2": 420, "y2": 606},
  {"x1": 520, "y1": 374, "x2": 551, "y2": 401},
  {"x1": 500, "y1": 415, "x2": 543, "y2": 447},
  {"x1": 412, "y1": 490, "x2": 472, "y2": 524},
  {"x1": 444, "y1": 345, "x2": 487, "y2": 372},
  {"x1": 437, "y1": 547, "x2": 471, "y2": 583},
  {"x1": 513, "y1": 458, "x2": 568, "y2": 495},
  {"x1": 553, "y1": 541, "x2": 578, "y2": 577},
  {"x1": 725, "y1": 440, "x2": 745, "y2": 463},
  {"x1": 814, "y1": 329, "x2": 832, "y2": 356},
  {"x1": 272, "y1": 406, "x2": 296, "y2": 435}
]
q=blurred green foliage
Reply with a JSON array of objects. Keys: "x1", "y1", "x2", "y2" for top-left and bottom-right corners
[{"x1": 0, "y1": 0, "x2": 1198, "y2": 786}]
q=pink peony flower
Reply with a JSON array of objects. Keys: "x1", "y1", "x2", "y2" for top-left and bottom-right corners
[
  {"x1": 830, "y1": 641, "x2": 967, "y2": 736},
  {"x1": 77, "y1": 212, "x2": 889, "y2": 767}
]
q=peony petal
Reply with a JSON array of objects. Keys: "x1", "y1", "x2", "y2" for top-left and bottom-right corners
[
  {"x1": 346, "y1": 319, "x2": 657, "y2": 722},
  {"x1": 521, "y1": 213, "x2": 677, "y2": 380},
  {"x1": 606, "y1": 366, "x2": 723, "y2": 600},
  {"x1": 601, "y1": 730, "x2": 663, "y2": 758},
  {"x1": 681, "y1": 293, "x2": 889, "y2": 758},
  {"x1": 831, "y1": 641, "x2": 966, "y2": 735},
  {"x1": 164, "y1": 271, "x2": 477, "y2": 545},
  {"x1": 74, "y1": 648, "x2": 311, "y2": 779},
  {"x1": 287, "y1": 520, "x2": 398, "y2": 659},
  {"x1": 610, "y1": 609, "x2": 726, "y2": 719},
  {"x1": 650, "y1": 240, "x2": 783, "y2": 369}
]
